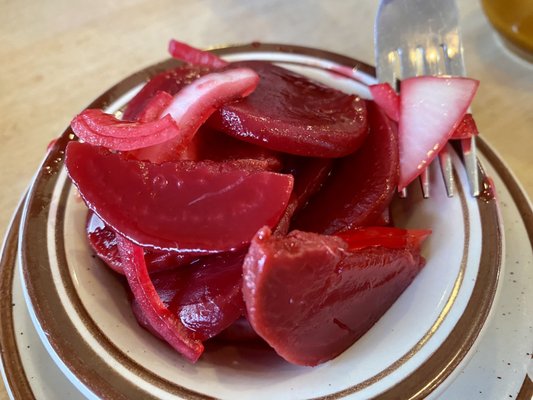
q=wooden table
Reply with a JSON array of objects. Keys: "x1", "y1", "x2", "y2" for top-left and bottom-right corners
[{"x1": 1, "y1": 1, "x2": 531, "y2": 399}]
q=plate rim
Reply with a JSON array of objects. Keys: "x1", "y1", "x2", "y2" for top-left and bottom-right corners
[{"x1": 17, "y1": 42, "x2": 503, "y2": 400}]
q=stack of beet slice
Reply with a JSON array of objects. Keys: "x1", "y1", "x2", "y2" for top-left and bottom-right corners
[{"x1": 65, "y1": 39, "x2": 431, "y2": 366}]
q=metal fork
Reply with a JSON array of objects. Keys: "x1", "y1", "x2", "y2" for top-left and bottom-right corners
[{"x1": 375, "y1": 0, "x2": 480, "y2": 197}]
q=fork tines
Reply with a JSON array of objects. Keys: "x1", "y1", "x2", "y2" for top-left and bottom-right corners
[{"x1": 375, "y1": 0, "x2": 481, "y2": 198}]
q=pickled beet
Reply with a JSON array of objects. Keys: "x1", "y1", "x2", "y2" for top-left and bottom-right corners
[
  {"x1": 86, "y1": 212, "x2": 197, "y2": 274},
  {"x1": 450, "y1": 113, "x2": 479, "y2": 140},
  {"x1": 242, "y1": 227, "x2": 426, "y2": 366},
  {"x1": 214, "y1": 317, "x2": 263, "y2": 343},
  {"x1": 116, "y1": 236, "x2": 204, "y2": 362},
  {"x1": 293, "y1": 101, "x2": 399, "y2": 233},
  {"x1": 131, "y1": 250, "x2": 246, "y2": 341},
  {"x1": 274, "y1": 156, "x2": 333, "y2": 235},
  {"x1": 66, "y1": 142, "x2": 293, "y2": 253},
  {"x1": 369, "y1": 82, "x2": 400, "y2": 121},
  {"x1": 179, "y1": 125, "x2": 281, "y2": 171},
  {"x1": 208, "y1": 61, "x2": 368, "y2": 158}
]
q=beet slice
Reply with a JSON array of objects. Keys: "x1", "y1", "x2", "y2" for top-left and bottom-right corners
[
  {"x1": 274, "y1": 156, "x2": 333, "y2": 235},
  {"x1": 123, "y1": 65, "x2": 212, "y2": 122},
  {"x1": 242, "y1": 227, "x2": 426, "y2": 366},
  {"x1": 208, "y1": 61, "x2": 368, "y2": 158},
  {"x1": 116, "y1": 235, "x2": 204, "y2": 362},
  {"x1": 293, "y1": 101, "x2": 399, "y2": 233},
  {"x1": 282, "y1": 156, "x2": 333, "y2": 208},
  {"x1": 131, "y1": 250, "x2": 245, "y2": 341},
  {"x1": 86, "y1": 212, "x2": 197, "y2": 274},
  {"x1": 214, "y1": 317, "x2": 263, "y2": 344},
  {"x1": 369, "y1": 82, "x2": 400, "y2": 122},
  {"x1": 66, "y1": 142, "x2": 293, "y2": 253},
  {"x1": 179, "y1": 125, "x2": 282, "y2": 171},
  {"x1": 450, "y1": 113, "x2": 479, "y2": 140}
]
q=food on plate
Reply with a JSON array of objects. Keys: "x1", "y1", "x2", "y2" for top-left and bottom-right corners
[
  {"x1": 208, "y1": 60, "x2": 369, "y2": 158},
  {"x1": 116, "y1": 235, "x2": 203, "y2": 362},
  {"x1": 168, "y1": 38, "x2": 229, "y2": 68},
  {"x1": 292, "y1": 101, "x2": 399, "y2": 233},
  {"x1": 86, "y1": 212, "x2": 198, "y2": 274},
  {"x1": 242, "y1": 226, "x2": 429, "y2": 366},
  {"x1": 131, "y1": 248, "x2": 246, "y2": 342},
  {"x1": 369, "y1": 81, "x2": 479, "y2": 140},
  {"x1": 64, "y1": 39, "x2": 482, "y2": 366},
  {"x1": 369, "y1": 77, "x2": 479, "y2": 191},
  {"x1": 71, "y1": 67, "x2": 260, "y2": 163},
  {"x1": 368, "y1": 82, "x2": 400, "y2": 122},
  {"x1": 66, "y1": 141, "x2": 293, "y2": 253},
  {"x1": 450, "y1": 113, "x2": 479, "y2": 140}
]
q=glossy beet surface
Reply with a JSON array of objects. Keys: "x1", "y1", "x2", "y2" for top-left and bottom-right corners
[
  {"x1": 179, "y1": 125, "x2": 281, "y2": 171},
  {"x1": 369, "y1": 82, "x2": 400, "y2": 122},
  {"x1": 293, "y1": 102, "x2": 399, "y2": 233},
  {"x1": 274, "y1": 156, "x2": 333, "y2": 235},
  {"x1": 214, "y1": 317, "x2": 263, "y2": 343},
  {"x1": 450, "y1": 113, "x2": 479, "y2": 140},
  {"x1": 208, "y1": 61, "x2": 368, "y2": 157},
  {"x1": 86, "y1": 212, "x2": 197, "y2": 274},
  {"x1": 116, "y1": 236, "x2": 204, "y2": 362},
  {"x1": 66, "y1": 142, "x2": 293, "y2": 253},
  {"x1": 131, "y1": 250, "x2": 246, "y2": 341},
  {"x1": 242, "y1": 227, "x2": 426, "y2": 366}
]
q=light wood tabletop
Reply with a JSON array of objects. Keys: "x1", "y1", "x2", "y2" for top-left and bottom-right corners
[{"x1": 1, "y1": 1, "x2": 531, "y2": 399}]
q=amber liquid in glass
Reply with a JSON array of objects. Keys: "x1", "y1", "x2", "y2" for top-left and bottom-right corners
[{"x1": 481, "y1": 0, "x2": 533, "y2": 60}]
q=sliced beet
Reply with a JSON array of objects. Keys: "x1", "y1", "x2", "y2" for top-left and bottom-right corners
[
  {"x1": 292, "y1": 101, "x2": 399, "y2": 233},
  {"x1": 282, "y1": 156, "x2": 333, "y2": 207},
  {"x1": 273, "y1": 156, "x2": 333, "y2": 235},
  {"x1": 242, "y1": 227, "x2": 426, "y2": 366},
  {"x1": 66, "y1": 142, "x2": 293, "y2": 253},
  {"x1": 450, "y1": 113, "x2": 479, "y2": 140},
  {"x1": 208, "y1": 61, "x2": 368, "y2": 158},
  {"x1": 131, "y1": 250, "x2": 246, "y2": 341},
  {"x1": 214, "y1": 317, "x2": 263, "y2": 343},
  {"x1": 86, "y1": 212, "x2": 197, "y2": 274},
  {"x1": 179, "y1": 125, "x2": 282, "y2": 171},
  {"x1": 116, "y1": 235, "x2": 204, "y2": 362},
  {"x1": 369, "y1": 82, "x2": 400, "y2": 122},
  {"x1": 123, "y1": 65, "x2": 212, "y2": 121},
  {"x1": 334, "y1": 226, "x2": 431, "y2": 251}
]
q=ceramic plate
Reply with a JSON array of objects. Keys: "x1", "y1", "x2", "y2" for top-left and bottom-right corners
[
  {"x1": 18, "y1": 44, "x2": 503, "y2": 400},
  {"x1": 2, "y1": 142, "x2": 531, "y2": 399}
]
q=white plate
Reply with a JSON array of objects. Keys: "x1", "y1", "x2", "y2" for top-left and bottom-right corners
[
  {"x1": 0, "y1": 200, "x2": 86, "y2": 400},
  {"x1": 2, "y1": 138, "x2": 530, "y2": 399},
  {"x1": 16, "y1": 44, "x2": 504, "y2": 399}
]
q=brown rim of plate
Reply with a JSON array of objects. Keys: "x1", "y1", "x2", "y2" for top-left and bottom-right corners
[
  {"x1": 0, "y1": 202, "x2": 35, "y2": 400},
  {"x1": 13, "y1": 42, "x2": 507, "y2": 399}
]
